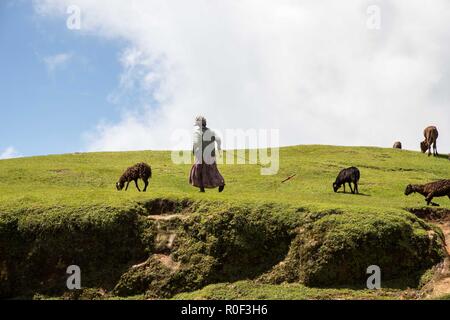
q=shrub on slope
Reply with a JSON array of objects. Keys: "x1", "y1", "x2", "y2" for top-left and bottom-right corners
[{"x1": 259, "y1": 208, "x2": 444, "y2": 287}]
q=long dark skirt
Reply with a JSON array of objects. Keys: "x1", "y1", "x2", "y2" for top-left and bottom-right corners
[{"x1": 189, "y1": 162, "x2": 225, "y2": 188}]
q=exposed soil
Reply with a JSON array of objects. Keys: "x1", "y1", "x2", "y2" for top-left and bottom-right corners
[
  {"x1": 131, "y1": 254, "x2": 180, "y2": 272},
  {"x1": 147, "y1": 214, "x2": 186, "y2": 221},
  {"x1": 128, "y1": 210, "x2": 183, "y2": 279},
  {"x1": 408, "y1": 208, "x2": 450, "y2": 299},
  {"x1": 137, "y1": 198, "x2": 193, "y2": 216},
  {"x1": 154, "y1": 254, "x2": 181, "y2": 272},
  {"x1": 148, "y1": 214, "x2": 182, "y2": 253}
]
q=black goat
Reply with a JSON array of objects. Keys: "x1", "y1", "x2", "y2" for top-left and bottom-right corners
[
  {"x1": 116, "y1": 162, "x2": 152, "y2": 192},
  {"x1": 333, "y1": 167, "x2": 360, "y2": 194}
]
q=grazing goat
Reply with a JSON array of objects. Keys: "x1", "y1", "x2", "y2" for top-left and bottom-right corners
[
  {"x1": 393, "y1": 141, "x2": 402, "y2": 149},
  {"x1": 405, "y1": 180, "x2": 450, "y2": 206},
  {"x1": 333, "y1": 167, "x2": 360, "y2": 194},
  {"x1": 420, "y1": 126, "x2": 439, "y2": 157},
  {"x1": 116, "y1": 162, "x2": 152, "y2": 192}
]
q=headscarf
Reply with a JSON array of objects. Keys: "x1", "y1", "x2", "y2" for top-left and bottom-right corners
[{"x1": 195, "y1": 116, "x2": 207, "y2": 128}]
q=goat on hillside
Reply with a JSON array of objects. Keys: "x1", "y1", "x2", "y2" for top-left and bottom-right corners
[
  {"x1": 405, "y1": 180, "x2": 450, "y2": 206},
  {"x1": 420, "y1": 126, "x2": 439, "y2": 157},
  {"x1": 333, "y1": 167, "x2": 360, "y2": 194},
  {"x1": 116, "y1": 162, "x2": 152, "y2": 192}
]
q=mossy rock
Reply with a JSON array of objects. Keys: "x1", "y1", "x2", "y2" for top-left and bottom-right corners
[
  {"x1": 260, "y1": 210, "x2": 445, "y2": 287},
  {"x1": 113, "y1": 256, "x2": 174, "y2": 298}
]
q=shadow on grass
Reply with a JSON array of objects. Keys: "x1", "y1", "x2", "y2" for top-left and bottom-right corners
[
  {"x1": 336, "y1": 191, "x2": 371, "y2": 197},
  {"x1": 419, "y1": 153, "x2": 449, "y2": 160},
  {"x1": 436, "y1": 154, "x2": 449, "y2": 160}
]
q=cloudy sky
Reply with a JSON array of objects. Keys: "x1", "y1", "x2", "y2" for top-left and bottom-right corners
[{"x1": 1, "y1": 0, "x2": 449, "y2": 157}]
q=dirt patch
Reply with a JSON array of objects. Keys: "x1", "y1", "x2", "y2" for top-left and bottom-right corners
[
  {"x1": 48, "y1": 169, "x2": 71, "y2": 174},
  {"x1": 408, "y1": 208, "x2": 450, "y2": 254},
  {"x1": 154, "y1": 254, "x2": 181, "y2": 272},
  {"x1": 147, "y1": 214, "x2": 186, "y2": 221},
  {"x1": 148, "y1": 215, "x2": 181, "y2": 254},
  {"x1": 408, "y1": 207, "x2": 450, "y2": 223},
  {"x1": 138, "y1": 198, "x2": 193, "y2": 216},
  {"x1": 408, "y1": 208, "x2": 450, "y2": 298},
  {"x1": 437, "y1": 222, "x2": 450, "y2": 255},
  {"x1": 131, "y1": 254, "x2": 180, "y2": 273},
  {"x1": 420, "y1": 257, "x2": 450, "y2": 299}
]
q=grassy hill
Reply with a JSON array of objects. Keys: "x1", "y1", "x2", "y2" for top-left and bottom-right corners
[
  {"x1": 1, "y1": 145, "x2": 449, "y2": 211},
  {"x1": 0, "y1": 145, "x2": 449, "y2": 299}
]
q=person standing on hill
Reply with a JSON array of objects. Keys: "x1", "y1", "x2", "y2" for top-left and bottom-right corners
[{"x1": 189, "y1": 116, "x2": 225, "y2": 193}]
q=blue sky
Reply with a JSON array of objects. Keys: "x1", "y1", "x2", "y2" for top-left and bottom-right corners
[
  {"x1": 1, "y1": 1, "x2": 449, "y2": 156},
  {"x1": 0, "y1": 1, "x2": 124, "y2": 157}
]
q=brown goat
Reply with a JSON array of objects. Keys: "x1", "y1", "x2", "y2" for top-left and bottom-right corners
[
  {"x1": 405, "y1": 179, "x2": 450, "y2": 206},
  {"x1": 116, "y1": 162, "x2": 152, "y2": 192},
  {"x1": 393, "y1": 141, "x2": 402, "y2": 149},
  {"x1": 420, "y1": 126, "x2": 439, "y2": 157}
]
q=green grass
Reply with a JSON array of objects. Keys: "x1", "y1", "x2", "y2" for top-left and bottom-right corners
[
  {"x1": 0, "y1": 145, "x2": 449, "y2": 300},
  {"x1": 0, "y1": 145, "x2": 448, "y2": 213},
  {"x1": 172, "y1": 280, "x2": 405, "y2": 300}
]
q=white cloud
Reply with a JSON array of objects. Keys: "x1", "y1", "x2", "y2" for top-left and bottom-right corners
[
  {"x1": 0, "y1": 147, "x2": 21, "y2": 160},
  {"x1": 34, "y1": 0, "x2": 450, "y2": 152},
  {"x1": 43, "y1": 53, "x2": 72, "y2": 72}
]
